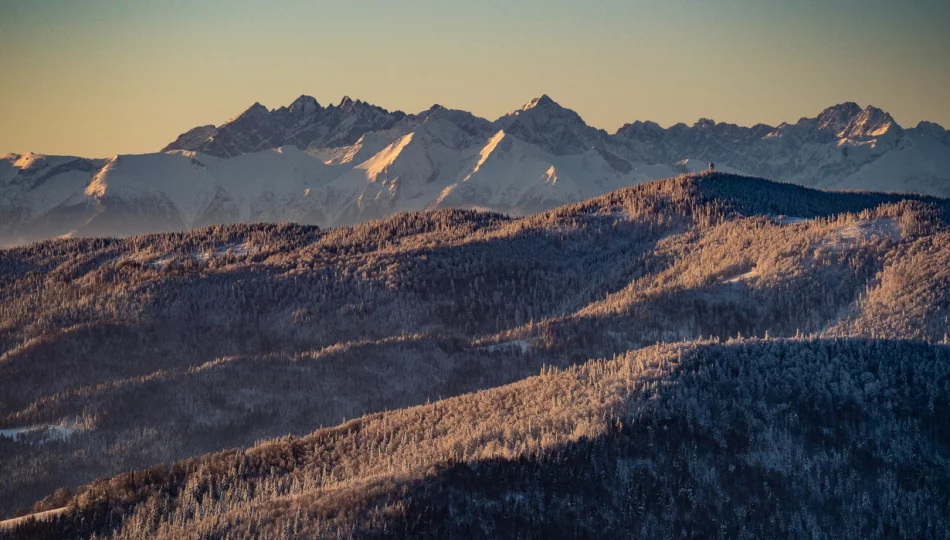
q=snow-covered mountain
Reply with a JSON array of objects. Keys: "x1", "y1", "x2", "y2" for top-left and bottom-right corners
[
  {"x1": 162, "y1": 96, "x2": 407, "y2": 158},
  {"x1": 0, "y1": 146, "x2": 342, "y2": 245},
  {"x1": 614, "y1": 102, "x2": 950, "y2": 194},
  {"x1": 2, "y1": 95, "x2": 949, "y2": 245}
]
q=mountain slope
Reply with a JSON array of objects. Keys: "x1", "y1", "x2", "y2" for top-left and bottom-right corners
[
  {"x1": 0, "y1": 147, "x2": 342, "y2": 245},
  {"x1": 161, "y1": 96, "x2": 408, "y2": 157},
  {"x1": 4, "y1": 97, "x2": 950, "y2": 246},
  {"x1": 2, "y1": 173, "x2": 949, "y2": 522},
  {"x1": 10, "y1": 338, "x2": 950, "y2": 538},
  {"x1": 491, "y1": 94, "x2": 614, "y2": 155},
  {"x1": 615, "y1": 102, "x2": 950, "y2": 193},
  {"x1": 159, "y1": 96, "x2": 950, "y2": 198}
]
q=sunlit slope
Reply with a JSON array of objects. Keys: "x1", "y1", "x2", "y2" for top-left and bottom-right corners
[
  {"x1": 6, "y1": 97, "x2": 950, "y2": 246},
  {"x1": 2, "y1": 172, "x2": 949, "y2": 522}
]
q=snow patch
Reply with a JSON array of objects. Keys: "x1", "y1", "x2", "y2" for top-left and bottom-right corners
[
  {"x1": 723, "y1": 269, "x2": 759, "y2": 284},
  {"x1": 13, "y1": 152, "x2": 47, "y2": 169},
  {"x1": 0, "y1": 423, "x2": 76, "y2": 443},
  {"x1": 826, "y1": 218, "x2": 901, "y2": 244},
  {"x1": 193, "y1": 242, "x2": 253, "y2": 262},
  {"x1": 477, "y1": 340, "x2": 532, "y2": 353},
  {"x1": 0, "y1": 507, "x2": 69, "y2": 531},
  {"x1": 772, "y1": 216, "x2": 813, "y2": 225}
]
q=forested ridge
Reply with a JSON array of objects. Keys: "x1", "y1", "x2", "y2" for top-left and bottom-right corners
[{"x1": 2, "y1": 172, "x2": 949, "y2": 538}]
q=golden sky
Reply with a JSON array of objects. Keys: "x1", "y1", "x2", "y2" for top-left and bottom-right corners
[{"x1": 1, "y1": 0, "x2": 948, "y2": 157}]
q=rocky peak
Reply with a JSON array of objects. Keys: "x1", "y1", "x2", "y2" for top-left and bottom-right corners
[
  {"x1": 235, "y1": 102, "x2": 271, "y2": 121},
  {"x1": 840, "y1": 105, "x2": 901, "y2": 138},
  {"x1": 816, "y1": 102, "x2": 863, "y2": 134},
  {"x1": 522, "y1": 94, "x2": 555, "y2": 110},
  {"x1": 288, "y1": 95, "x2": 320, "y2": 116},
  {"x1": 615, "y1": 120, "x2": 665, "y2": 138},
  {"x1": 162, "y1": 125, "x2": 217, "y2": 153},
  {"x1": 493, "y1": 94, "x2": 608, "y2": 154},
  {"x1": 162, "y1": 95, "x2": 407, "y2": 157},
  {"x1": 916, "y1": 120, "x2": 946, "y2": 132},
  {"x1": 913, "y1": 121, "x2": 949, "y2": 147},
  {"x1": 338, "y1": 96, "x2": 356, "y2": 112},
  {"x1": 750, "y1": 123, "x2": 775, "y2": 138},
  {"x1": 414, "y1": 106, "x2": 494, "y2": 146}
]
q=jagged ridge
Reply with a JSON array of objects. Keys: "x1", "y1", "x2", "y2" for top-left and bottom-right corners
[{"x1": 2, "y1": 96, "x2": 949, "y2": 247}]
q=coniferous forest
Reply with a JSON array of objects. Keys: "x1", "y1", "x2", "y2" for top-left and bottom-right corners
[{"x1": 2, "y1": 173, "x2": 949, "y2": 538}]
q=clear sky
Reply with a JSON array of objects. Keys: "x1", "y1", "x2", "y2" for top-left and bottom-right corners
[{"x1": 1, "y1": 0, "x2": 948, "y2": 157}]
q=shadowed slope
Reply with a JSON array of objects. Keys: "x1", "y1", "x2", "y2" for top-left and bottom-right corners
[{"x1": 9, "y1": 338, "x2": 949, "y2": 538}]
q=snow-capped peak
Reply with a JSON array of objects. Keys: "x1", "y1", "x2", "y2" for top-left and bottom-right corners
[
  {"x1": 413, "y1": 106, "x2": 495, "y2": 148},
  {"x1": 912, "y1": 121, "x2": 950, "y2": 147},
  {"x1": 12, "y1": 151, "x2": 48, "y2": 169},
  {"x1": 521, "y1": 94, "x2": 556, "y2": 111},
  {"x1": 231, "y1": 102, "x2": 270, "y2": 123},
  {"x1": 916, "y1": 120, "x2": 946, "y2": 132},
  {"x1": 494, "y1": 94, "x2": 609, "y2": 155},
  {"x1": 7, "y1": 94, "x2": 950, "y2": 248},
  {"x1": 841, "y1": 105, "x2": 901, "y2": 139},
  {"x1": 160, "y1": 95, "x2": 407, "y2": 158},
  {"x1": 916, "y1": 120, "x2": 946, "y2": 131},
  {"x1": 289, "y1": 95, "x2": 320, "y2": 115},
  {"x1": 162, "y1": 125, "x2": 217, "y2": 153},
  {"x1": 816, "y1": 102, "x2": 863, "y2": 134},
  {"x1": 615, "y1": 120, "x2": 664, "y2": 137},
  {"x1": 501, "y1": 94, "x2": 586, "y2": 124},
  {"x1": 339, "y1": 96, "x2": 356, "y2": 111}
]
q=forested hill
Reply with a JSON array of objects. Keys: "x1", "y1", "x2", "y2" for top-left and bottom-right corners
[
  {"x1": 3, "y1": 172, "x2": 950, "y2": 537},
  {"x1": 10, "y1": 339, "x2": 950, "y2": 538},
  {"x1": 636, "y1": 172, "x2": 950, "y2": 219}
]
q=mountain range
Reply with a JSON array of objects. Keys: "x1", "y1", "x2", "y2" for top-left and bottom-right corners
[{"x1": 2, "y1": 95, "x2": 950, "y2": 246}]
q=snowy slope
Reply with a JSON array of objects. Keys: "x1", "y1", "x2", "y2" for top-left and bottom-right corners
[
  {"x1": 828, "y1": 134, "x2": 950, "y2": 196},
  {"x1": 433, "y1": 131, "x2": 654, "y2": 214},
  {"x1": 0, "y1": 148, "x2": 343, "y2": 245},
  {"x1": 313, "y1": 105, "x2": 657, "y2": 226}
]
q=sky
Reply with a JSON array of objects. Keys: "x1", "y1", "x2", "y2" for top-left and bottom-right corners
[{"x1": 1, "y1": 0, "x2": 948, "y2": 157}]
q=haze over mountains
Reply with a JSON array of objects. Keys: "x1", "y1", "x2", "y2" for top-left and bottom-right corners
[{"x1": 2, "y1": 95, "x2": 950, "y2": 246}]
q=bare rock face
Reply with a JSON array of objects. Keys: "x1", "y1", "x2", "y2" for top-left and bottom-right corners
[
  {"x1": 163, "y1": 125, "x2": 218, "y2": 153},
  {"x1": 492, "y1": 94, "x2": 613, "y2": 155},
  {"x1": 162, "y1": 95, "x2": 408, "y2": 158}
]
